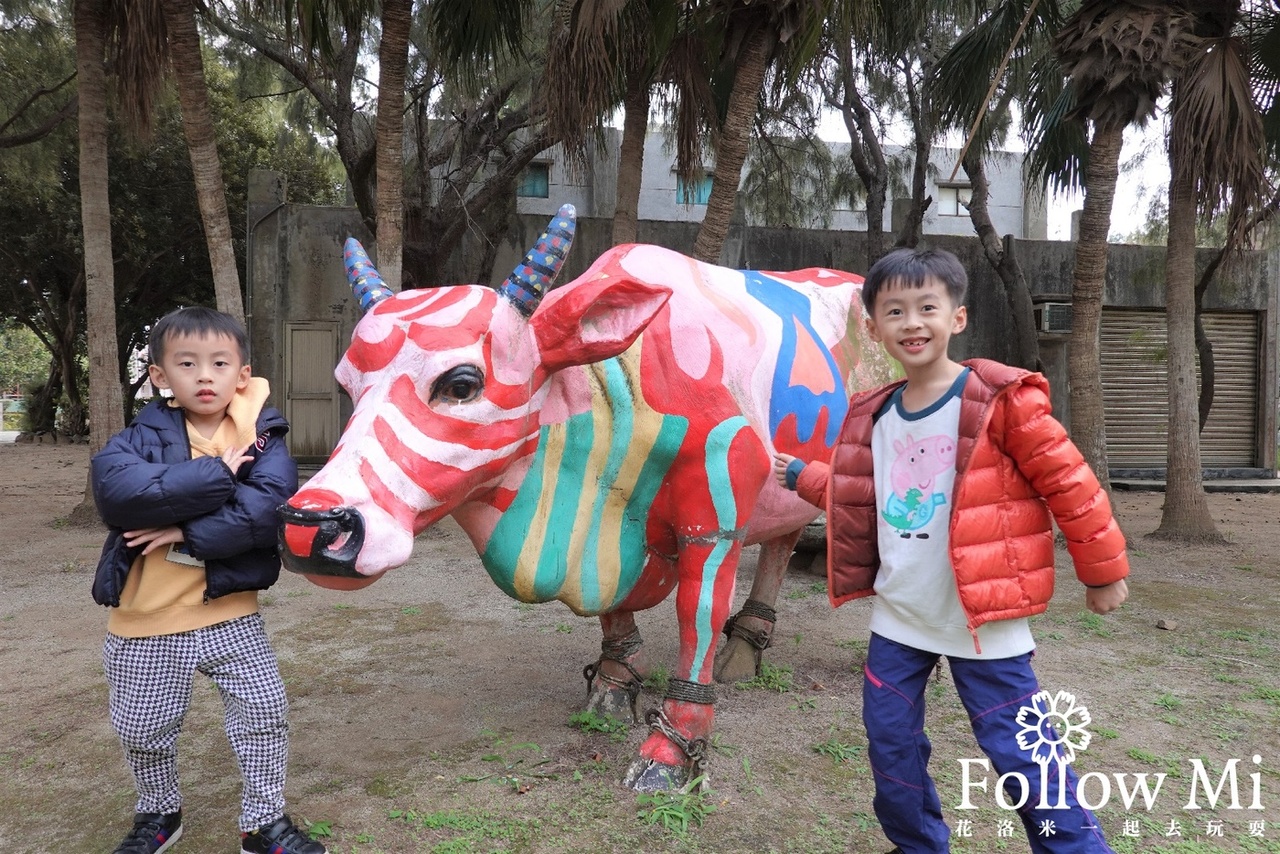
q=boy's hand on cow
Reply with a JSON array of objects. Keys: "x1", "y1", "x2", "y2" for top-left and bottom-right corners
[
  {"x1": 1085, "y1": 578, "x2": 1128, "y2": 615},
  {"x1": 221, "y1": 443, "x2": 254, "y2": 477},
  {"x1": 124, "y1": 525, "x2": 185, "y2": 556},
  {"x1": 773, "y1": 453, "x2": 797, "y2": 488}
]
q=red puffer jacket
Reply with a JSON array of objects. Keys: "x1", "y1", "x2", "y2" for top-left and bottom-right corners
[{"x1": 795, "y1": 359, "x2": 1128, "y2": 636}]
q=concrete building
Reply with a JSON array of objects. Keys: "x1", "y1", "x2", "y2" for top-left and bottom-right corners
[{"x1": 512, "y1": 129, "x2": 1047, "y2": 242}]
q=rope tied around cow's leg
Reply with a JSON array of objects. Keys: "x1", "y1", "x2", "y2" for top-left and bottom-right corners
[
  {"x1": 583, "y1": 628, "x2": 645, "y2": 719},
  {"x1": 721, "y1": 598, "x2": 777, "y2": 651},
  {"x1": 644, "y1": 697, "x2": 711, "y2": 786}
]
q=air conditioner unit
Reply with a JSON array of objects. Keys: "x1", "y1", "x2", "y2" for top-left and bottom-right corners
[{"x1": 1034, "y1": 302, "x2": 1073, "y2": 334}]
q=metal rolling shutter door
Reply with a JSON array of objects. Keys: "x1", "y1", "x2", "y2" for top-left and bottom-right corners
[{"x1": 1100, "y1": 309, "x2": 1258, "y2": 468}]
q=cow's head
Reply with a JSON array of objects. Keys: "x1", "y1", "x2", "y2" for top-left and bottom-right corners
[{"x1": 279, "y1": 206, "x2": 672, "y2": 587}]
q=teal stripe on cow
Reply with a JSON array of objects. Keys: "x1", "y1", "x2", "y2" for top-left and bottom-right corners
[
  {"x1": 689, "y1": 416, "x2": 749, "y2": 678},
  {"x1": 578, "y1": 359, "x2": 635, "y2": 612}
]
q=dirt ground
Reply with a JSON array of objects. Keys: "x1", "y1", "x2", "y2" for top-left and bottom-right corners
[{"x1": 1, "y1": 442, "x2": 1278, "y2": 854}]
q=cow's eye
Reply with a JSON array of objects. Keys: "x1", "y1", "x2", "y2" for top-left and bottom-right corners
[{"x1": 431, "y1": 365, "x2": 484, "y2": 404}]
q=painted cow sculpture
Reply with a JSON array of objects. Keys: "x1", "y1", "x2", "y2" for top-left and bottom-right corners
[{"x1": 279, "y1": 205, "x2": 892, "y2": 791}]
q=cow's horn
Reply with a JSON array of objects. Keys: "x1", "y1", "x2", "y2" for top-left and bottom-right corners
[
  {"x1": 344, "y1": 237, "x2": 395, "y2": 312},
  {"x1": 499, "y1": 204, "x2": 576, "y2": 317}
]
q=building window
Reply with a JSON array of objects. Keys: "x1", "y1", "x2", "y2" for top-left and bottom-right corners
[
  {"x1": 677, "y1": 173, "x2": 714, "y2": 205},
  {"x1": 518, "y1": 163, "x2": 550, "y2": 198},
  {"x1": 937, "y1": 185, "x2": 972, "y2": 216}
]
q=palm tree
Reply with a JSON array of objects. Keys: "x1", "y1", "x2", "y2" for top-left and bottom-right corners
[
  {"x1": 1051, "y1": 0, "x2": 1196, "y2": 493},
  {"x1": 1154, "y1": 0, "x2": 1270, "y2": 542},
  {"x1": 74, "y1": 0, "x2": 125, "y2": 520},
  {"x1": 542, "y1": 0, "x2": 671, "y2": 246},
  {"x1": 160, "y1": 0, "x2": 245, "y2": 322},
  {"x1": 374, "y1": 0, "x2": 412, "y2": 289}
]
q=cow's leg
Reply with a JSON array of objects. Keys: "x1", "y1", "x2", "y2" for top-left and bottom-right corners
[
  {"x1": 714, "y1": 529, "x2": 802, "y2": 683},
  {"x1": 623, "y1": 536, "x2": 741, "y2": 792},
  {"x1": 584, "y1": 611, "x2": 650, "y2": 722}
]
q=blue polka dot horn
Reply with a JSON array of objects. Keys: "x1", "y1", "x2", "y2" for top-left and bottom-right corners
[
  {"x1": 343, "y1": 238, "x2": 396, "y2": 311},
  {"x1": 497, "y1": 204, "x2": 577, "y2": 316}
]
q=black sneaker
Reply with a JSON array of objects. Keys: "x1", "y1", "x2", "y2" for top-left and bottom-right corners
[
  {"x1": 240, "y1": 814, "x2": 327, "y2": 854},
  {"x1": 113, "y1": 810, "x2": 183, "y2": 853}
]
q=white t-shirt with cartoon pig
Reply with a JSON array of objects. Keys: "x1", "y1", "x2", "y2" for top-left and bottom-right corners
[{"x1": 869, "y1": 368, "x2": 1035, "y2": 659}]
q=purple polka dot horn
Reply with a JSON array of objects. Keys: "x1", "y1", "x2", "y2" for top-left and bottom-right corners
[
  {"x1": 499, "y1": 204, "x2": 577, "y2": 316},
  {"x1": 344, "y1": 238, "x2": 396, "y2": 312}
]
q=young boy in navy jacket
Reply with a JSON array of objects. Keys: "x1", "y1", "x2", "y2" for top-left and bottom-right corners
[
  {"x1": 92, "y1": 307, "x2": 324, "y2": 854},
  {"x1": 776, "y1": 249, "x2": 1128, "y2": 853}
]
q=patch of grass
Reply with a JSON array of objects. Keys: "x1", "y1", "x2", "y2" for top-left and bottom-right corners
[
  {"x1": 1154, "y1": 693, "x2": 1183, "y2": 710},
  {"x1": 1218, "y1": 629, "x2": 1255, "y2": 642},
  {"x1": 302, "y1": 818, "x2": 334, "y2": 838},
  {"x1": 784, "y1": 582, "x2": 827, "y2": 601},
  {"x1": 834, "y1": 637, "x2": 867, "y2": 652},
  {"x1": 1076, "y1": 610, "x2": 1111, "y2": 637},
  {"x1": 555, "y1": 623, "x2": 573, "y2": 634},
  {"x1": 1248, "y1": 686, "x2": 1280, "y2": 706},
  {"x1": 1092, "y1": 725, "x2": 1119, "y2": 740},
  {"x1": 635, "y1": 777, "x2": 716, "y2": 834},
  {"x1": 388, "y1": 808, "x2": 539, "y2": 849},
  {"x1": 789, "y1": 696, "x2": 817, "y2": 712},
  {"x1": 364, "y1": 774, "x2": 409, "y2": 798},
  {"x1": 642, "y1": 664, "x2": 670, "y2": 694},
  {"x1": 737, "y1": 662, "x2": 793, "y2": 693},
  {"x1": 812, "y1": 739, "x2": 863, "y2": 764},
  {"x1": 708, "y1": 732, "x2": 740, "y2": 758},
  {"x1": 332, "y1": 603, "x2": 354, "y2": 611},
  {"x1": 569, "y1": 709, "x2": 629, "y2": 739},
  {"x1": 1127, "y1": 747, "x2": 1159, "y2": 764},
  {"x1": 401, "y1": 606, "x2": 421, "y2": 615}
]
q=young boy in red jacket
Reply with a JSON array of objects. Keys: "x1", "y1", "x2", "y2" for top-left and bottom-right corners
[{"x1": 775, "y1": 247, "x2": 1129, "y2": 853}]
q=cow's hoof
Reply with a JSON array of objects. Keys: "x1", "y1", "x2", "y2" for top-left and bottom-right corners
[
  {"x1": 713, "y1": 635, "x2": 762, "y2": 683},
  {"x1": 622, "y1": 756, "x2": 705, "y2": 792},
  {"x1": 586, "y1": 683, "x2": 639, "y2": 722}
]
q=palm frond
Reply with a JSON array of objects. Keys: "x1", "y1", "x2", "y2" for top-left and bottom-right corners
[
  {"x1": 1024, "y1": 54, "x2": 1088, "y2": 195},
  {"x1": 1171, "y1": 33, "x2": 1268, "y2": 221},
  {"x1": 429, "y1": 0, "x2": 529, "y2": 69},
  {"x1": 1244, "y1": 2, "x2": 1280, "y2": 160},
  {"x1": 930, "y1": 0, "x2": 1061, "y2": 133},
  {"x1": 1053, "y1": 0, "x2": 1198, "y2": 130},
  {"x1": 107, "y1": 0, "x2": 167, "y2": 135}
]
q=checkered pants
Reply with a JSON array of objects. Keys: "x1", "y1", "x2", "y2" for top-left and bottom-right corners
[{"x1": 103, "y1": 613, "x2": 289, "y2": 832}]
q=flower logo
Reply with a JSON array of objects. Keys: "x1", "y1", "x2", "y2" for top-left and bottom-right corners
[{"x1": 1015, "y1": 690, "x2": 1092, "y2": 765}]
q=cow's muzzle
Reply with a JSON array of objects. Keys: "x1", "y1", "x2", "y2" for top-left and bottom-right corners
[{"x1": 278, "y1": 503, "x2": 366, "y2": 577}]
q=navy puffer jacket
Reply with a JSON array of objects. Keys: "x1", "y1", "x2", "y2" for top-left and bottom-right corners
[{"x1": 91, "y1": 399, "x2": 298, "y2": 606}]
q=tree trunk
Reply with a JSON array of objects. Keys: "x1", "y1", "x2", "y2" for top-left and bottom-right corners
[
  {"x1": 1067, "y1": 123, "x2": 1122, "y2": 494},
  {"x1": 962, "y1": 150, "x2": 1040, "y2": 371},
  {"x1": 894, "y1": 59, "x2": 932, "y2": 249},
  {"x1": 374, "y1": 0, "x2": 412, "y2": 290},
  {"x1": 161, "y1": 0, "x2": 244, "y2": 324},
  {"x1": 692, "y1": 26, "x2": 774, "y2": 264},
  {"x1": 611, "y1": 78, "x2": 649, "y2": 246},
  {"x1": 75, "y1": 0, "x2": 124, "y2": 523},
  {"x1": 829, "y1": 37, "x2": 888, "y2": 269},
  {"x1": 1153, "y1": 137, "x2": 1223, "y2": 542}
]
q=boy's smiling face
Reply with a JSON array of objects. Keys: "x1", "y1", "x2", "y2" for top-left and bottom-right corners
[
  {"x1": 148, "y1": 331, "x2": 251, "y2": 432},
  {"x1": 865, "y1": 276, "x2": 967, "y2": 372}
]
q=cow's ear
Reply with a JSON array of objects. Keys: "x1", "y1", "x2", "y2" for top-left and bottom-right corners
[{"x1": 529, "y1": 277, "x2": 672, "y2": 372}]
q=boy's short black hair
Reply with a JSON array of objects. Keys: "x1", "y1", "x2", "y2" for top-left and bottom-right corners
[
  {"x1": 861, "y1": 247, "x2": 969, "y2": 313},
  {"x1": 149, "y1": 306, "x2": 250, "y2": 365}
]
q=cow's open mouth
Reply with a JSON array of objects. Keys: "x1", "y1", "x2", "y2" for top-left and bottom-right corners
[{"x1": 278, "y1": 503, "x2": 366, "y2": 577}]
